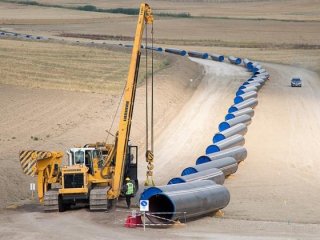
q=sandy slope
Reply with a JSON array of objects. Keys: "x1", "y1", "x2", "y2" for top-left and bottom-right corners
[
  {"x1": 1, "y1": 57, "x2": 320, "y2": 239},
  {"x1": 0, "y1": 54, "x2": 202, "y2": 208},
  {"x1": 225, "y1": 62, "x2": 320, "y2": 224}
]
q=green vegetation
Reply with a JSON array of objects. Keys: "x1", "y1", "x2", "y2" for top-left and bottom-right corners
[
  {"x1": 2, "y1": 1, "x2": 191, "y2": 17},
  {"x1": 155, "y1": 12, "x2": 191, "y2": 18}
]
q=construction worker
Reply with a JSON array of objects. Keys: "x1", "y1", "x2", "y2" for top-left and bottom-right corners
[{"x1": 124, "y1": 177, "x2": 134, "y2": 209}]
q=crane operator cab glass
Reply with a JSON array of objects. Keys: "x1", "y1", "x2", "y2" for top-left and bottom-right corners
[{"x1": 67, "y1": 148, "x2": 98, "y2": 175}]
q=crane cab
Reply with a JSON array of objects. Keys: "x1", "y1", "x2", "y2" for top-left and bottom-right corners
[{"x1": 67, "y1": 148, "x2": 100, "y2": 175}]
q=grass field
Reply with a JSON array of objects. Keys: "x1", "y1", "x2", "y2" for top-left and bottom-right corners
[
  {"x1": 20, "y1": 0, "x2": 320, "y2": 21},
  {"x1": 0, "y1": 39, "x2": 167, "y2": 93}
]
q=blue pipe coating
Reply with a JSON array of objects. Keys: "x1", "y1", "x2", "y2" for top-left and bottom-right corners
[
  {"x1": 165, "y1": 48, "x2": 187, "y2": 56},
  {"x1": 225, "y1": 107, "x2": 254, "y2": 120},
  {"x1": 196, "y1": 146, "x2": 247, "y2": 164}
]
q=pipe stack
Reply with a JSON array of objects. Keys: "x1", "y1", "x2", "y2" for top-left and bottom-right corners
[{"x1": 141, "y1": 55, "x2": 269, "y2": 224}]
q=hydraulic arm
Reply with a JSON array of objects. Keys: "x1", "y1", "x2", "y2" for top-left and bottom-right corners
[{"x1": 108, "y1": 3, "x2": 153, "y2": 199}]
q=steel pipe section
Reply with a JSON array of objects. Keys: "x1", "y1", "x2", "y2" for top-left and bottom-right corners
[
  {"x1": 213, "y1": 123, "x2": 247, "y2": 143},
  {"x1": 234, "y1": 91, "x2": 257, "y2": 104},
  {"x1": 206, "y1": 134, "x2": 245, "y2": 154},
  {"x1": 219, "y1": 114, "x2": 251, "y2": 131},
  {"x1": 228, "y1": 56, "x2": 242, "y2": 65},
  {"x1": 228, "y1": 98, "x2": 258, "y2": 113},
  {"x1": 243, "y1": 58, "x2": 253, "y2": 70},
  {"x1": 146, "y1": 46, "x2": 163, "y2": 52},
  {"x1": 241, "y1": 82, "x2": 263, "y2": 90},
  {"x1": 236, "y1": 86, "x2": 258, "y2": 96},
  {"x1": 188, "y1": 51, "x2": 209, "y2": 59},
  {"x1": 140, "y1": 180, "x2": 212, "y2": 201},
  {"x1": 247, "y1": 77, "x2": 266, "y2": 84},
  {"x1": 209, "y1": 54, "x2": 224, "y2": 62},
  {"x1": 147, "y1": 180, "x2": 230, "y2": 224},
  {"x1": 182, "y1": 157, "x2": 238, "y2": 177},
  {"x1": 168, "y1": 168, "x2": 225, "y2": 185},
  {"x1": 225, "y1": 107, "x2": 254, "y2": 120},
  {"x1": 165, "y1": 48, "x2": 187, "y2": 56},
  {"x1": 197, "y1": 146, "x2": 247, "y2": 164}
]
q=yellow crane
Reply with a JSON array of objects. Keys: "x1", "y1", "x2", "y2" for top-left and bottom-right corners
[{"x1": 19, "y1": 3, "x2": 154, "y2": 211}]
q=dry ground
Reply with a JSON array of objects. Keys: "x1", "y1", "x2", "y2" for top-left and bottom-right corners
[
  {"x1": 0, "y1": 39, "x2": 168, "y2": 92},
  {"x1": 0, "y1": 40, "x2": 202, "y2": 208},
  {"x1": 21, "y1": 0, "x2": 320, "y2": 21},
  {"x1": 1, "y1": 58, "x2": 320, "y2": 239}
]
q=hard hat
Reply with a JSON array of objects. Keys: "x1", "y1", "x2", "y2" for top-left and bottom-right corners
[{"x1": 125, "y1": 177, "x2": 130, "y2": 181}]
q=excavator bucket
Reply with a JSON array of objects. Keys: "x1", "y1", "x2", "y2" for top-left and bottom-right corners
[{"x1": 19, "y1": 150, "x2": 52, "y2": 176}]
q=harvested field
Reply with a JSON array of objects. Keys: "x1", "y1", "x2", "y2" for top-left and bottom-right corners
[
  {"x1": 17, "y1": 0, "x2": 320, "y2": 21},
  {"x1": 0, "y1": 39, "x2": 167, "y2": 92}
]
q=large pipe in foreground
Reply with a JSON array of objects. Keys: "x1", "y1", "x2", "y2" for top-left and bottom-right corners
[
  {"x1": 182, "y1": 157, "x2": 238, "y2": 177},
  {"x1": 147, "y1": 180, "x2": 230, "y2": 224},
  {"x1": 225, "y1": 107, "x2": 254, "y2": 120},
  {"x1": 209, "y1": 53, "x2": 224, "y2": 62},
  {"x1": 213, "y1": 123, "x2": 247, "y2": 142},
  {"x1": 196, "y1": 146, "x2": 247, "y2": 164},
  {"x1": 228, "y1": 56, "x2": 241, "y2": 65},
  {"x1": 234, "y1": 91, "x2": 257, "y2": 104},
  {"x1": 188, "y1": 51, "x2": 209, "y2": 59},
  {"x1": 219, "y1": 114, "x2": 251, "y2": 131},
  {"x1": 168, "y1": 168, "x2": 225, "y2": 185},
  {"x1": 228, "y1": 98, "x2": 258, "y2": 113},
  {"x1": 165, "y1": 48, "x2": 187, "y2": 56},
  {"x1": 206, "y1": 134, "x2": 245, "y2": 154}
]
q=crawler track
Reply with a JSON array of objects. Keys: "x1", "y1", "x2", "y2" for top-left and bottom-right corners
[
  {"x1": 89, "y1": 186, "x2": 110, "y2": 211},
  {"x1": 43, "y1": 189, "x2": 59, "y2": 212}
]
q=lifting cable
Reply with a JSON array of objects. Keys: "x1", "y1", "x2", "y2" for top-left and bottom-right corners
[{"x1": 145, "y1": 22, "x2": 155, "y2": 186}]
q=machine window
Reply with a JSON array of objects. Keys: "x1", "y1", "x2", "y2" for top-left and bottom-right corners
[{"x1": 75, "y1": 150, "x2": 84, "y2": 164}]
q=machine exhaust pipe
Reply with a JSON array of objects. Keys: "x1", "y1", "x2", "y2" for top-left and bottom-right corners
[
  {"x1": 196, "y1": 146, "x2": 247, "y2": 164},
  {"x1": 219, "y1": 114, "x2": 251, "y2": 131},
  {"x1": 168, "y1": 168, "x2": 225, "y2": 185},
  {"x1": 181, "y1": 157, "x2": 238, "y2": 177},
  {"x1": 206, "y1": 134, "x2": 245, "y2": 154},
  {"x1": 228, "y1": 99, "x2": 258, "y2": 113},
  {"x1": 213, "y1": 123, "x2": 248, "y2": 143}
]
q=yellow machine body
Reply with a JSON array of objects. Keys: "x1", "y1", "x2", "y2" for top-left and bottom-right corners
[{"x1": 19, "y1": 3, "x2": 153, "y2": 211}]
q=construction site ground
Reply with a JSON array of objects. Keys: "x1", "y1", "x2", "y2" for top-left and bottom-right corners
[{"x1": 1, "y1": 55, "x2": 320, "y2": 239}]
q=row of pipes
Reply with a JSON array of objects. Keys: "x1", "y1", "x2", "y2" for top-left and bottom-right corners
[
  {"x1": 140, "y1": 47, "x2": 270, "y2": 224},
  {"x1": 0, "y1": 30, "x2": 269, "y2": 224}
]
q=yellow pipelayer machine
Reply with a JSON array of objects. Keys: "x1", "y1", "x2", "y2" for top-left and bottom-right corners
[{"x1": 19, "y1": 3, "x2": 154, "y2": 212}]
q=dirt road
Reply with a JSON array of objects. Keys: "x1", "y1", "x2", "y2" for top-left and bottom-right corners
[{"x1": 1, "y1": 57, "x2": 320, "y2": 239}]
